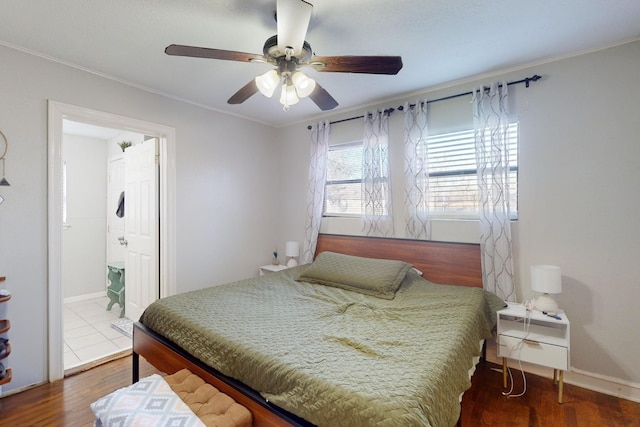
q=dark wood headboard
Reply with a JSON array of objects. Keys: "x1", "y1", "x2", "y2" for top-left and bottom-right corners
[{"x1": 315, "y1": 234, "x2": 483, "y2": 288}]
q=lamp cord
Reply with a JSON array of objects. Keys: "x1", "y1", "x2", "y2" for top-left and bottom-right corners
[{"x1": 502, "y1": 309, "x2": 530, "y2": 398}]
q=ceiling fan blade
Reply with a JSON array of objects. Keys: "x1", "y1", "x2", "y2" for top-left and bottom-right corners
[
  {"x1": 309, "y1": 56, "x2": 403, "y2": 75},
  {"x1": 309, "y1": 82, "x2": 338, "y2": 111},
  {"x1": 166, "y1": 44, "x2": 264, "y2": 63},
  {"x1": 228, "y1": 79, "x2": 259, "y2": 104},
  {"x1": 277, "y1": 0, "x2": 313, "y2": 55}
]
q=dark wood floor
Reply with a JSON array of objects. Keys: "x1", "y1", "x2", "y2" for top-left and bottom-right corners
[
  {"x1": 0, "y1": 356, "x2": 157, "y2": 427},
  {"x1": 1, "y1": 356, "x2": 639, "y2": 426},
  {"x1": 461, "y1": 362, "x2": 640, "y2": 426}
]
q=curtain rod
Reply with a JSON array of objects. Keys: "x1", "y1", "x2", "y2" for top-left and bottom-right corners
[{"x1": 306, "y1": 74, "x2": 541, "y2": 130}]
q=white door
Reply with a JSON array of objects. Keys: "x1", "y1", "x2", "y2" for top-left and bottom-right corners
[
  {"x1": 107, "y1": 157, "x2": 126, "y2": 264},
  {"x1": 124, "y1": 138, "x2": 159, "y2": 321}
]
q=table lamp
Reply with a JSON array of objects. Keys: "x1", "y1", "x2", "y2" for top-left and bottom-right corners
[
  {"x1": 285, "y1": 241, "x2": 300, "y2": 267},
  {"x1": 531, "y1": 265, "x2": 562, "y2": 312}
]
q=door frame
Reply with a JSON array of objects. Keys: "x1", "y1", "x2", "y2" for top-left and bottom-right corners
[{"x1": 47, "y1": 101, "x2": 176, "y2": 382}]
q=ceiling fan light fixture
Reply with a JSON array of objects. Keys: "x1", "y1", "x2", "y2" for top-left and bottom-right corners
[
  {"x1": 276, "y1": 0, "x2": 313, "y2": 56},
  {"x1": 255, "y1": 69, "x2": 280, "y2": 98},
  {"x1": 292, "y1": 71, "x2": 316, "y2": 98},
  {"x1": 279, "y1": 83, "x2": 299, "y2": 110},
  {"x1": 166, "y1": 0, "x2": 399, "y2": 112}
]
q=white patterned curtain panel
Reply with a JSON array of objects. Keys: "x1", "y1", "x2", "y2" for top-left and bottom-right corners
[
  {"x1": 362, "y1": 110, "x2": 394, "y2": 237},
  {"x1": 403, "y1": 100, "x2": 431, "y2": 240},
  {"x1": 472, "y1": 82, "x2": 516, "y2": 301},
  {"x1": 301, "y1": 121, "x2": 330, "y2": 264}
]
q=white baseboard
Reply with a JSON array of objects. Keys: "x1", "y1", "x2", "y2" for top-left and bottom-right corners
[
  {"x1": 566, "y1": 367, "x2": 640, "y2": 403},
  {"x1": 63, "y1": 291, "x2": 105, "y2": 304},
  {"x1": 486, "y1": 336, "x2": 640, "y2": 403}
]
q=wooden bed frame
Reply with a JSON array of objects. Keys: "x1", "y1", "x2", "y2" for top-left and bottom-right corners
[{"x1": 132, "y1": 234, "x2": 482, "y2": 427}]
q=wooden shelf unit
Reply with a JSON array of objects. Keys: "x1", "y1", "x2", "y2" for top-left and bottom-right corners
[
  {"x1": 0, "y1": 319, "x2": 9, "y2": 334},
  {"x1": 0, "y1": 275, "x2": 11, "y2": 387},
  {"x1": 0, "y1": 368, "x2": 12, "y2": 386}
]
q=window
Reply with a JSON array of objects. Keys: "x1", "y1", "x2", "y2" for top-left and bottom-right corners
[
  {"x1": 426, "y1": 123, "x2": 518, "y2": 219},
  {"x1": 324, "y1": 141, "x2": 364, "y2": 216},
  {"x1": 323, "y1": 122, "x2": 519, "y2": 219}
]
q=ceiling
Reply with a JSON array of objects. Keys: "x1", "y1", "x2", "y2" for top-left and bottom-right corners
[{"x1": 2, "y1": 1, "x2": 639, "y2": 128}]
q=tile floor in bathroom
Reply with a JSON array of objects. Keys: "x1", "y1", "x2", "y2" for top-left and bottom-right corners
[{"x1": 64, "y1": 295, "x2": 132, "y2": 370}]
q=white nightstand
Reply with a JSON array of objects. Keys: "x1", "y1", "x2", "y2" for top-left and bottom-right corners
[
  {"x1": 258, "y1": 264, "x2": 289, "y2": 276},
  {"x1": 497, "y1": 302, "x2": 570, "y2": 403}
]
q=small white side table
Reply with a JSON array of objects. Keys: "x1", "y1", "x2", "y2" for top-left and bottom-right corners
[
  {"x1": 497, "y1": 303, "x2": 570, "y2": 403},
  {"x1": 259, "y1": 264, "x2": 289, "y2": 276}
]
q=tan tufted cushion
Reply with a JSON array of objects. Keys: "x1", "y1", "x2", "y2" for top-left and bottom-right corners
[{"x1": 164, "y1": 369, "x2": 252, "y2": 427}]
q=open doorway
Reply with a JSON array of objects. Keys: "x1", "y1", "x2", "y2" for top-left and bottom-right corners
[
  {"x1": 61, "y1": 122, "x2": 151, "y2": 372},
  {"x1": 48, "y1": 101, "x2": 176, "y2": 381}
]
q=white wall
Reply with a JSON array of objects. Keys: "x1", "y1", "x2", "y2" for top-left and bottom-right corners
[
  {"x1": 0, "y1": 44, "x2": 280, "y2": 393},
  {"x1": 279, "y1": 40, "x2": 640, "y2": 389},
  {"x1": 62, "y1": 134, "x2": 107, "y2": 298}
]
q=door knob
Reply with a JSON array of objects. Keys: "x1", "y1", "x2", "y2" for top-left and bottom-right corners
[{"x1": 118, "y1": 236, "x2": 128, "y2": 247}]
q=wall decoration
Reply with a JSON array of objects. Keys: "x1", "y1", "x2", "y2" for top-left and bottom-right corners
[{"x1": 0, "y1": 130, "x2": 9, "y2": 186}]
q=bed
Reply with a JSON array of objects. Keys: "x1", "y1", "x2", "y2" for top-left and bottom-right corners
[{"x1": 133, "y1": 234, "x2": 504, "y2": 427}]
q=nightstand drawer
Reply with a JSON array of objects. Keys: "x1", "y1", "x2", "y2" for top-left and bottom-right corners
[{"x1": 499, "y1": 334, "x2": 568, "y2": 370}]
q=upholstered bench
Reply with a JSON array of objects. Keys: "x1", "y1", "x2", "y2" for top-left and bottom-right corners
[{"x1": 91, "y1": 369, "x2": 252, "y2": 427}]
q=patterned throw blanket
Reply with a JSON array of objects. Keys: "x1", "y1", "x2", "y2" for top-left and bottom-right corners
[
  {"x1": 141, "y1": 266, "x2": 505, "y2": 427},
  {"x1": 91, "y1": 374, "x2": 206, "y2": 427},
  {"x1": 91, "y1": 369, "x2": 252, "y2": 427}
]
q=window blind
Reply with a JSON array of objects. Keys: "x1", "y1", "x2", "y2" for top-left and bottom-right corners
[
  {"x1": 426, "y1": 123, "x2": 518, "y2": 218},
  {"x1": 322, "y1": 123, "x2": 519, "y2": 219}
]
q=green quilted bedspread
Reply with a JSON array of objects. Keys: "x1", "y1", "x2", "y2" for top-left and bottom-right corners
[{"x1": 140, "y1": 266, "x2": 504, "y2": 427}]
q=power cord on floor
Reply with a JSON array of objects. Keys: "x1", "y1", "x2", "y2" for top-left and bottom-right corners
[{"x1": 502, "y1": 305, "x2": 531, "y2": 398}]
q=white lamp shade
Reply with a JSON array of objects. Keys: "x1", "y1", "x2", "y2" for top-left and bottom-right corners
[
  {"x1": 285, "y1": 241, "x2": 300, "y2": 257},
  {"x1": 255, "y1": 70, "x2": 280, "y2": 98},
  {"x1": 279, "y1": 84, "x2": 299, "y2": 106},
  {"x1": 531, "y1": 265, "x2": 562, "y2": 312},
  {"x1": 292, "y1": 72, "x2": 316, "y2": 98},
  {"x1": 285, "y1": 241, "x2": 299, "y2": 267},
  {"x1": 531, "y1": 265, "x2": 562, "y2": 294}
]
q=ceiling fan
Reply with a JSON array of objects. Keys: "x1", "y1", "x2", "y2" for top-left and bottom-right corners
[{"x1": 165, "y1": 0, "x2": 403, "y2": 111}]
